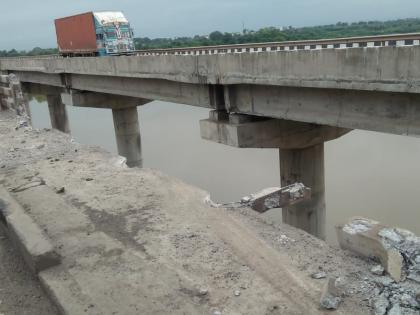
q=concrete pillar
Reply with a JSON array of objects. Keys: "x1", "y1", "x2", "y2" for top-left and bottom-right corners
[
  {"x1": 280, "y1": 144, "x2": 326, "y2": 240},
  {"x1": 47, "y1": 95, "x2": 70, "y2": 134},
  {"x1": 112, "y1": 107, "x2": 142, "y2": 168}
]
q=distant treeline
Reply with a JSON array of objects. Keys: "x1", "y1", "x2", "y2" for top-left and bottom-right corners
[
  {"x1": 0, "y1": 47, "x2": 58, "y2": 57},
  {"x1": 134, "y1": 18, "x2": 420, "y2": 49},
  {"x1": 2, "y1": 18, "x2": 420, "y2": 56}
]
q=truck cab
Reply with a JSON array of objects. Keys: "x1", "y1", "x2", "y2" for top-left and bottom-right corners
[{"x1": 93, "y1": 12, "x2": 135, "y2": 56}]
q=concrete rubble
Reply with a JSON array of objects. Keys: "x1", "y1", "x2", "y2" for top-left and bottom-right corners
[{"x1": 337, "y1": 217, "x2": 420, "y2": 314}]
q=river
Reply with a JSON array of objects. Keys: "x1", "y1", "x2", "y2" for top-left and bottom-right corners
[{"x1": 29, "y1": 99, "x2": 420, "y2": 243}]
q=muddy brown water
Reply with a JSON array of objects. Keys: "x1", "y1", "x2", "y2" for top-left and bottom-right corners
[{"x1": 29, "y1": 99, "x2": 420, "y2": 243}]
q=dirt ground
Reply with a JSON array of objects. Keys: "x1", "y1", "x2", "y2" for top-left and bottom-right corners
[{"x1": 0, "y1": 108, "x2": 418, "y2": 314}]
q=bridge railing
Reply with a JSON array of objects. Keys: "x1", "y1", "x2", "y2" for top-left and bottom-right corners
[
  {"x1": 133, "y1": 32, "x2": 420, "y2": 56},
  {"x1": 1, "y1": 32, "x2": 420, "y2": 59}
]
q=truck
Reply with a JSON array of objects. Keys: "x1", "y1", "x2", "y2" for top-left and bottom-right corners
[{"x1": 54, "y1": 11, "x2": 135, "y2": 57}]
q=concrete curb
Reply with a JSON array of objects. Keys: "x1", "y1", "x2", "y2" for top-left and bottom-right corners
[{"x1": 0, "y1": 186, "x2": 61, "y2": 274}]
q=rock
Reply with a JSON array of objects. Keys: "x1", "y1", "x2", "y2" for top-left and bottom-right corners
[
  {"x1": 371, "y1": 264, "x2": 385, "y2": 276},
  {"x1": 213, "y1": 311, "x2": 221, "y2": 315},
  {"x1": 388, "y1": 304, "x2": 401, "y2": 315},
  {"x1": 387, "y1": 303, "x2": 418, "y2": 315},
  {"x1": 234, "y1": 290, "x2": 241, "y2": 297},
  {"x1": 416, "y1": 292, "x2": 420, "y2": 302},
  {"x1": 400, "y1": 293, "x2": 418, "y2": 308},
  {"x1": 36, "y1": 144, "x2": 45, "y2": 150},
  {"x1": 320, "y1": 278, "x2": 342, "y2": 310},
  {"x1": 85, "y1": 178, "x2": 94, "y2": 182},
  {"x1": 372, "y1": 293, "x2": 389, "y2": 315},
  {"x1": 320, "y1": 294, "x2": 341, "y2": 310},
  {"x1": 311, "y1": 271, "x2": 327, "y2": 279},
  {"x1": 407, "y1": 272, "x2": 420, "y2": 284},
  {"x1": 55, "y1": 187, "x2": 65, "y2": 194},
  {"x1": 198, "y1": 288, "x2": 208, "y2": 296}
]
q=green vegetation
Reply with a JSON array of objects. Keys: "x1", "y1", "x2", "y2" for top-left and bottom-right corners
[
  {"x1": 134, "y1": 18, "x2": 420, "y2": 49},
  {"x1": 3, "y1": 17, "x2": 420, "y2": 56},
  {"x1": 0, "y1": 47, "x2": 58, "y2": 57}
]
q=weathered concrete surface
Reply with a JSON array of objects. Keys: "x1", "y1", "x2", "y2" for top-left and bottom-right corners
[
  {"x1": 2, "y1": 47, "x2": 420, "y2": 93},
  {"x1": 200, "y1": 115, "x2": 350, "y2": 149},
  {"x1": 46, "y1": 95, "x2": 70, "y2": 134},
  {"x1": 280, "y1": 144, "x2": 326, "y2": 240},
  {"x1": 3, "y1": 46, "x2": 420, "y2": 136},
  {"x1": 0, "y1": 109, "x2": 400, "y2": 314},
  {"x1": 112, "y1": 107, "x2": 142, "y2": 168},
  {"x1": 0, "y1": 187, "x2": 61, "y2": 273}
]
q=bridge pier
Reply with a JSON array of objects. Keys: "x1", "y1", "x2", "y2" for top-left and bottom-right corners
[
  {"x1": 60, "y1": 91, "x2": 150, "y2": 168},
  {"x1": 46, "y1": 95, "x2": 70, "y2": 134},
  {"x1": 280, "y1": 144, "x2": 325, "y2": 239},
  {"x1": 200, "y1": 111, "x2": 350, "y2": 239},
  {"x1": 112, "y1": 107, "x2": 142, "y2": 168}
]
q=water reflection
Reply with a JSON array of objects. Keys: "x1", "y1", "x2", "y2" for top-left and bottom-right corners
[{"x1": 29, "y1": 99, "x2": 420, "y2": 243}]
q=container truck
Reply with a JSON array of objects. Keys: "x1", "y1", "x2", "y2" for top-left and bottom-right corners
[{"x1": 54, "y1": 11, "x2": 135, "y2": 57}]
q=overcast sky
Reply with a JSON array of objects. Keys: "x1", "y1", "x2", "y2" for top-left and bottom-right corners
[{"x1": 2, "y1": 0, "x2": 420, "y2": 50}]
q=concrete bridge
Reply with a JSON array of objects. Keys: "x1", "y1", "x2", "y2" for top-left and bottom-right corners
[{"x1": 2, "y1": 34, "x2": 420, "y2": 240}]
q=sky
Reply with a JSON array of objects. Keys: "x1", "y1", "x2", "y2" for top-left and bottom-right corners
[{"x1": 2, "y1": 0, "x2": 420, "y2": 50}]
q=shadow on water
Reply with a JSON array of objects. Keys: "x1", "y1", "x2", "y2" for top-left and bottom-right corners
[{"x1": 29, "y1": 99, "x2": 420, "y2": 243}]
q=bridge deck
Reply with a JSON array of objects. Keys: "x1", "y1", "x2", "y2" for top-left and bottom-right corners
[{"x1": 2, "y1": 43, "x2": 420, "y2": 136}]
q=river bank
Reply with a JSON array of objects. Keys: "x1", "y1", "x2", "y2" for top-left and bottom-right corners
[{"x1": 0, "y1": 108, "x2": 418, "y2": 314}]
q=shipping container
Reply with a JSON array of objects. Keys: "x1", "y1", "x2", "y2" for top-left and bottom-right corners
[{"x1": 55, "y1": 11, "x2": 135, "y2": 57}]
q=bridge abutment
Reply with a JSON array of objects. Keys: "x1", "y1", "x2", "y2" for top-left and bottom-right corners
[
  {"x1": 46, "y1": 95, "x2": 70, "y2": 134},
  {"x1": 112, "y1": 107, "x2": 142, "y2": 168}
]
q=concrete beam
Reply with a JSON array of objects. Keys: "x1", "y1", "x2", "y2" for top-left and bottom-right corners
[
  {"x1": 61, "y1": 91, "x2": 150, "y2": 109},
  {"x1": 12, "y1": 71, "x2": 216, "y2": 108},
  {"x1": 2, "y1": 46, "x2": 420, "y2": 94},
  {"x1": 21, "y1": 83, "x2": 65, "y2": 96},
  {"x1": 112, "y1": 107, "x2": 142, "y2": 168},
  {"x1": 280, "y1": 144, "x2": 326, "y2": 239},
  {"x1": 200, "y1": 114, "x2": 350, "y2": 149},
  {"x1": 225, "y1": 84, "x2": 420, "y2": 137}
]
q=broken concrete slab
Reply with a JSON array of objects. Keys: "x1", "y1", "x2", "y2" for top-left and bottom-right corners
[
  {"x1": 0, "y1": 186, "x2": 61, "y2": 274},
  {"x1": 245, "y1": 183, "x2": 311, "y2": 213},
  {"x1": 337, "y1": 218, "x2": 406, "y2": 282},
  {"x1": 338, "y1": 217, "x2": 420, "y2": 289},
  {"x1": 206, "y1": 183, "x2": 311, "y2": 214}
]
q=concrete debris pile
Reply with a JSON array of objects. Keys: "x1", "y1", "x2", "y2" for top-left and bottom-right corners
[
  {"x1": 337, "y1": 217, "x2": 420, "y2": 314},
  {"x1": 372, "y1": 282, "x2": 419, "y2": 315},
  {"x1": 205, "y1": 182, "x2": 311, "y2": 213}
]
